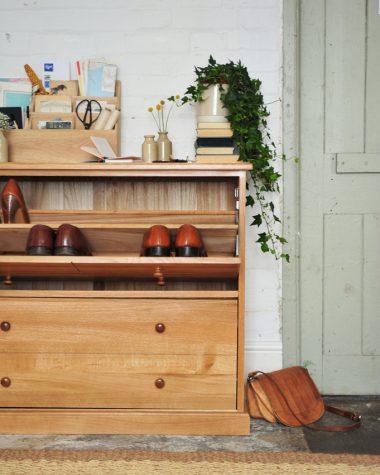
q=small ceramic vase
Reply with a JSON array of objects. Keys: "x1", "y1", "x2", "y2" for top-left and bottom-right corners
[
  {"x1": 142, "y1": 135, "x2": 157, "y2": 163},
  {"x1": 0, "y1": 130, "x2": 8, "y2": 163},
  {"x1": 156, "y1": 132, "x2": 172, "y2": 162}
]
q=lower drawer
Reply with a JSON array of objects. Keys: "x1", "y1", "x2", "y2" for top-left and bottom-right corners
[{"x1": 0, "y1": 353, "x2": 236, "y2": 410}]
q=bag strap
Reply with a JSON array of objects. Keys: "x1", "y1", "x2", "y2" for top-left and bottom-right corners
[{"x1": 248, "y1": 371, "x2": 361, "y2": 431}]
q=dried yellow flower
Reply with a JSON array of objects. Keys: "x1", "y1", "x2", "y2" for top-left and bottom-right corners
[
  {"x1": 148, "y1": 107, "x2": 153, "y2": 112},
  {"x1": 156, "y1": 104, "x2": 161, "y2": 110},
  {"x1": 160, "y1": 100, "x2": 165, "y2": 105},
  {"x1": 175, "y1": 94, "x2": 180, "y2": 99}
]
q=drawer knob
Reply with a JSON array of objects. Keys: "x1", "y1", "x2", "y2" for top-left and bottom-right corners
[
  {"x1": 155, "y1": 323, "x2": 166, "y2": 333},
  {"x1": 0, "y1": 321, "x2": 11, "y2": 332},
  {"x1": 155, "y1": 378, "x2": 165, "y2": 389},
  {"x1": 1, "y1": 377, "x2": 11, "y2": 388}
]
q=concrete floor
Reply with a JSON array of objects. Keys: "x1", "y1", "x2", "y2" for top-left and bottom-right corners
[{"x1": 0, "y1": 398, "x2": 378, "y2": 455}]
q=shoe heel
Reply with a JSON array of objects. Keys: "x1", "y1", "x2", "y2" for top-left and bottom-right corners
[
  {"x1": 2, "y1": 194, "x2": 19, "y2": 224},
  {"x1": 144, "y1": 246, "x2": 171, "y2": 257},
  {"x1": 175, "y1": 246, "x2": 203, "y2": 257},
  {"x1": 54, "y1": 246, "x2": 81, "y2": 256},
  {"x1": 2, "y1": 195, "x2": 30, "y2": 224}
]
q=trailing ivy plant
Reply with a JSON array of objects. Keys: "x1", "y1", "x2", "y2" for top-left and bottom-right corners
[{"x1": 180, "y1": 56, "x2": 288, "y2": 261}]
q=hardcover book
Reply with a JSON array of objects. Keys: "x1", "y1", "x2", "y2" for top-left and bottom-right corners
[
  {"x1": 196, "y1": 154, "x2": 240, "y2": 164},
  {"x1": 197, "y1": 128, "x2": 233, "y2": 138},
  {"x1": 196, "y1": 137, "x2": 235, "y2": 147},
  {"x1": 196, "y1": 147, "x2": 236, "y2": 155}
]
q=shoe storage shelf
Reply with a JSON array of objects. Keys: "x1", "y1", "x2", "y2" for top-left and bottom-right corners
[{"x1": 0, "y1": 162, "x2": 251, "y2": 435}]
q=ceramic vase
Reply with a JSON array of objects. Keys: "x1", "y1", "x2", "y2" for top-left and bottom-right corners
[
  {"x1": 0, "y1": 130, "x2": 8, "y2": 163},
  {"x1": 142, "y1": 135, "x2": 157, "y2": 163},
  {"x1": 197, "y1": 84, "x2": 229, "y2": 122},
  {"x1": 156, "y1": 132, "x2": 172, "y2": 162}
]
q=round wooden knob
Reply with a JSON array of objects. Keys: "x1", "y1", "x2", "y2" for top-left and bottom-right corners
[
  {"x1": 1, "y1": 377, "x2": 11, "y2": 388},
  {"x1": 155, "y1": 378, "x2": 165, "y2": 389},
  {"x1": 0, "y1": 321, "x2": 10, "y2": 332},
  {"x1": 155, "y1": 323, "x2": 165, "y2": 333}
]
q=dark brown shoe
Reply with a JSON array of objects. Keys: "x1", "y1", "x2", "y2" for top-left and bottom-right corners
[
  {"x1": 26, "y1": 224, "x2": 55, "y2": 255},
  {"x1": 141, "y1": 225, "x2": 171, "y2": 256},
  {"x1": 175, "y1": 224, "x2": 207, "y2": 257},
  {"x1": 54, "y1": 224, "x2": 91, "y2": 256},
  {"x1": 1, "y1": 179, "x2": 30, "y2": 223}
]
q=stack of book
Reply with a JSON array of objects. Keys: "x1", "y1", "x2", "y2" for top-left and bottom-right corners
[{"x1": 195, "y1": 121, "x2": 239, "y2": 164}]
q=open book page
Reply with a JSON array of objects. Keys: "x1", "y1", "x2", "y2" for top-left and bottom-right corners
[{"x1": 80, "y1": 136, "x2": 142, "y2": 162}]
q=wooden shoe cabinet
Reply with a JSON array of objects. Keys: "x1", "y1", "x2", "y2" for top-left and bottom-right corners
[{"x1": 0, "y1": 162, "x2": 251, "y2": 435}]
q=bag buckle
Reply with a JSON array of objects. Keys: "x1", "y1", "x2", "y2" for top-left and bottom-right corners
[{"x1": 352, "y1": 413, "x2": 361, "y2": 422}]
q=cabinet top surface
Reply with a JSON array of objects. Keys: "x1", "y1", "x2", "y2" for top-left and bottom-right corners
[{"x1": 0, "y1": 162, "x2": 252, "y2": 177}]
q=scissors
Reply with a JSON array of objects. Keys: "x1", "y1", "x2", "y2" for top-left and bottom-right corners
[{"x1": 75, "y1": 99, "x2": 102, "y2": 129}]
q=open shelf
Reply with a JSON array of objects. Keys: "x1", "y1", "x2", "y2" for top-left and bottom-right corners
[
  {"x1": 0, "y1": 256, "x2": 240, "y2": 281},
  {"x1": 26, "y1": 210, "x2": 236, "y2": 225},
  {"x1": 0, "y1": 223, "x2": 238, "y2": 256}
]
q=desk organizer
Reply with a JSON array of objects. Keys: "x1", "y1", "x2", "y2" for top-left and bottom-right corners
[{"x1": 3, "y1": 80, "x2": 120, "y2": 164}]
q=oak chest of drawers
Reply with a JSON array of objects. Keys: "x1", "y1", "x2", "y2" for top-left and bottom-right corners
[{"x1": 0, "y1": 163, "x2": 251, "y2": 434}]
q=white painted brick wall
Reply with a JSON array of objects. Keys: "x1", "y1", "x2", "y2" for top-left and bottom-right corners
[{"x1": 0, "y1": 0, "x2": 283, "y2": 372}]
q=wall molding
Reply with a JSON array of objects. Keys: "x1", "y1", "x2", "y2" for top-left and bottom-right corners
[{"x1": 245, "y1": 339, "x2": 283, "y2": 373}]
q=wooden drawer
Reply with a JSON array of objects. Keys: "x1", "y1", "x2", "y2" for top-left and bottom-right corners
[
  {"x1": 0, "y1": 298, "x2": 237, "y2": 355},
  {"x1": 0, "y1": 353, "x2": 236, "y2": 410}
]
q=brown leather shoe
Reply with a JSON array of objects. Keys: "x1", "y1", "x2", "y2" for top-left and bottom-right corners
[
  {"x1": 141, "y1": 225, "x2": 171, "y2": 256},
  {"x1": 54, "y1": 224, "x2": 91, "y2": 256},
  {"x1": 1, "y1": 179, "x2": 30, "y2": 223},
  {"x1": 26, "y1": 224, "x2": 55, "y2": 255},
  {"x1": 175, "y1": 224, "x2": 207, "y2": 257}
]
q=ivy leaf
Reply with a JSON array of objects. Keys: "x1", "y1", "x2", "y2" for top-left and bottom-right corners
[
  {"x1": 278, "y1": 236, "x2": 288, "y2": 244},
  {"x1": 256, "y1": 232, "x2": 269, "y2": 243},
  {"x1": 281, "y1": 253, "x2": 290, "y2": 263},
  {"x1": 246, "y1": 195, "x2": 254, "y2": 207},
  {"x1": 251, "y1": 214, "x2": 262, "y2": 227}
]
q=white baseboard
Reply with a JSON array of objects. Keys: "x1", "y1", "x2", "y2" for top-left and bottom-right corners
[{"x1": 244, "y1": 340, "x2": 283, "y2": 374}]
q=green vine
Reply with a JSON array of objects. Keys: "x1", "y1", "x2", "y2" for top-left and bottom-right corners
[{"x1": 180, "y1": 56, "x2": 288, "y2": 261}]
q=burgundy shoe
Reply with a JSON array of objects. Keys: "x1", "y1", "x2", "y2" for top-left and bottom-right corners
[
  {"x1": 141, "y1": 225, "x2": 171, "y2": 257},
  {"x1": 54, "y1": 224, "x2": 91, "y2": 256},
  {"x1": 26, "y1": 224, "x2": 55, "y2": 255},
  {"x1": 175, "y1": 224, "x2": 207, "y2": 257},
  {"x1": 1, "y1": 179, "x2": 30, "y2": 223}
]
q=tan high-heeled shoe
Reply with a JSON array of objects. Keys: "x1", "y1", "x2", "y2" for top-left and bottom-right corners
[{"x1": 1, "y1": 179, "x2": 30, "y2": 223}]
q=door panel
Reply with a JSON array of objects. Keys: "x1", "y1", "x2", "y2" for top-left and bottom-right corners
[
  {"x1": 325, "y1": 0, "x2": 366, "y2": 153},
  {"x1": 323, "y1": 214, "x2": 362, "y2": 356},
  {"x1": 363, "y1": 214, "x2": 380, "y2": 355},
  {"x1": 291, "y1": 0, "x2": 380, "y2": 393},
  {"x1": 366, "y1": 2, "x2": 380, "y2": 152}
]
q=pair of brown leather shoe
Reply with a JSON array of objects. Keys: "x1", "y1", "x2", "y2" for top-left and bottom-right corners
[
  {"x1": 141, "y1": 224, "x2": 207, "y2": 257},
  {"x1": 1, "y1": 179, "x2": 30, "y2": 224},
  {"x1": 26, "y1": 224, "x2": 91, "y2": 256}
]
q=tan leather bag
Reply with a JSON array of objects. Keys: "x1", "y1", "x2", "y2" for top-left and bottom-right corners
[{"x1": 247, "y1": 366, "x2": 361, "y2": 431}]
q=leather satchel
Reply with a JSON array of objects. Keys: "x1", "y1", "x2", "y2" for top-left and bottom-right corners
[{"x1": 247, "y1": 366, "x2": 361, "y2": 431}]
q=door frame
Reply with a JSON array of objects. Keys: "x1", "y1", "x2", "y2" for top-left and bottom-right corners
[{"x1": 282, "y1": 0, "x2": 301, "y2": 367}]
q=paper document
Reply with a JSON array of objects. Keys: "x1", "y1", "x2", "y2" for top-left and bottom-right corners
[
  {"x1": 0, "y1": 78, "x2": 32, "y2": 108},
  {"x1": 86, "y1": 59, "x2": 117, "y2": 97}
]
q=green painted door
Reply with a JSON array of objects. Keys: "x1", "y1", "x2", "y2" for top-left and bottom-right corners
[{"x1": 287, "y1": 0, "x2": 380, "y2": 394}]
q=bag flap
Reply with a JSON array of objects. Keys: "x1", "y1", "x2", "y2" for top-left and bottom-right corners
[
  {"x1": 247, "y1": 379, "x2": 276, "y2": 423},
  {"x1": 255, "y1": 366, "x2": 325, "y2": 426}
]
